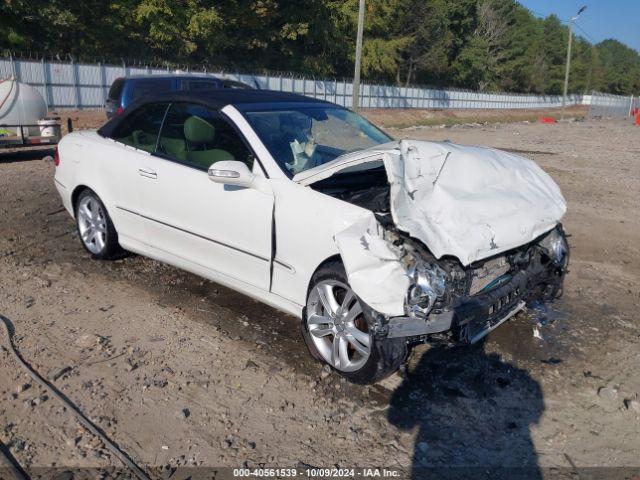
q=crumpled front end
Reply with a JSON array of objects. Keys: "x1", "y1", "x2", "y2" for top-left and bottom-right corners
[
  {"x1": 335, "y1": 217, "x2": 569, "y2": 342},
  {"x1": 387, "y1": 140, "x2": 567, "y2": 266},
  {"x1": 321, "y1": 139, "x2": 569, "y2": 340}
]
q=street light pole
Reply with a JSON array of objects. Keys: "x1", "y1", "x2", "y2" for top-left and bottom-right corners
[
  {"x1": 561, "y1": 5, "x2": 587, "y2": 120},
  {"x1": 352, "y1": 0, "x2": 366, "y2": 111}
]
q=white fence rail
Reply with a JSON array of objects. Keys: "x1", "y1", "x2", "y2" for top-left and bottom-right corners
[{"x1": 0, "y1": 55, "x2": 605, "y2": 111}]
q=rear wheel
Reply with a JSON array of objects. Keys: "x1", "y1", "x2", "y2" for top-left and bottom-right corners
[
  {"x1": 75, "y1": 190, "x2": 121, "y2": 259},
  {"x1": 302, "y1": 261, "x2": 407, "y2": 384}
]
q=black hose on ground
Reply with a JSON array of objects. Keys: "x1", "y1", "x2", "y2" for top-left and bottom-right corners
[
  {"x1": 0, "y1": 438, "x2": 28, "y2": 480},
  {"x1": 0, "y1": 314, "x2": 151, "y2": 480}
]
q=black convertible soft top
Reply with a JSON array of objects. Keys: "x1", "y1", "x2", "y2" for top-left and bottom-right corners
[{"x1": 98, "y1": 89, "x2": 334, "y2": 137}]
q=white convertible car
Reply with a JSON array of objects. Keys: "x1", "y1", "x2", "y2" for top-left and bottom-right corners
[{"x1": 54, "y1": 90, "x2": 569, "y2": 383}]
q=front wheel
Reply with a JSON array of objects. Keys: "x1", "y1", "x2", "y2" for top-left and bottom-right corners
[
  {"x1": 75, "y1": 190, "x2": 121, "y2": 259},
  {"x1": 302, "y1": 261, "x2": 407, "y2": 384}
]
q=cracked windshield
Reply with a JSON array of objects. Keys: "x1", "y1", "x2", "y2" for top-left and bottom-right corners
[{"x1": 244, "y1": 107, "x2": 391, "y2": 175}]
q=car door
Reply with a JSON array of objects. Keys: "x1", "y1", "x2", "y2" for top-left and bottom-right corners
[
  {"x1": 104, "y1": 102, "x2": 169, "y2": 246},
  {"x1": 135, "y1": 102, "x2": 274, "y2": 291}
]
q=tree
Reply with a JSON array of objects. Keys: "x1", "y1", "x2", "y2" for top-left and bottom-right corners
[
  {"x1": 399, "y1": 0, "x2": 452, "y2": 86},
  {"x1": 595, "y1": 39, "x2": 640, "y2": 94},
  {"x1": 1, "y1": 0, "x2": 638, "y2": 95}
]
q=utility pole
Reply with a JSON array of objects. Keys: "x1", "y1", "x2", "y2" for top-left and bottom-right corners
[
  {"x1": 562, "y1": 5, "x2": 587, "y2": 120},
  {"x1": 352, "y1": 0, "x2": 366, "y2": 111}
]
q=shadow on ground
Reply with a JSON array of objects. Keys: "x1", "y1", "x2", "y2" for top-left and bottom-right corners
[
  {"x1": 388, "y1": 340, "x2": 544, "y2": 479},
  {"x1": 0, "y1": 147, "x2": 54, "y2": 163}
]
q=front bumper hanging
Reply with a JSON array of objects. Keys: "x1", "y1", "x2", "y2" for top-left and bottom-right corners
[{"x1": 386, "y1": 268, "x2": 538, "y2": 341}]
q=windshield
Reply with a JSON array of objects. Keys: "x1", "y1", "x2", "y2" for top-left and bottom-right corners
[{"x1": 243, "y1": 106, "x2": 392, "y2": 176}]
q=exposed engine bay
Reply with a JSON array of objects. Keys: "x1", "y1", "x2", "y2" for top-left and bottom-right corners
[
  {"x1": 307, "y1": 141, "x2": 569, "y2": 344},
  {"x1": 310, "y1": 164, "x2": 391, "y2": 214},
  {"x1": 314, "y1": 175, "x2": 568, "y2": 343}
]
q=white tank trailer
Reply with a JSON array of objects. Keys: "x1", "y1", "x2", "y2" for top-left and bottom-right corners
[{"x1": 0, "y1": 77, "x2": 62, "y2": 146}]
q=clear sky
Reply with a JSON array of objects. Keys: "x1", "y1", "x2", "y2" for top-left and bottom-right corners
[{"x1": 517, "y1": 0, "x2": 639, "y2": 52}]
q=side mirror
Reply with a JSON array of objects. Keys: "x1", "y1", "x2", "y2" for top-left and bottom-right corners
[{"x1": 208, "y1": 160, "x2": 255, "y2": 188}]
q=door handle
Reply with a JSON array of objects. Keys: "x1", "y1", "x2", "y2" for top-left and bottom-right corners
[{"x1": 138, "y1": 168, "x2": 157, "y2": 180}]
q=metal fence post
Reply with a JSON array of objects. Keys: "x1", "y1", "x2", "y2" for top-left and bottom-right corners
[
  {"x1": 100, "y1": 62, "x2": 107, "y2": 105},
  {"x1": 70, "y1": 55, "x2": 80, "y2": 109},
  {"x1": 41, "y1": 56, "x2": 51, "y2": 109},
  {"x1": 10, "y1": 53, "x2": 19, "y2": 80},
  {"x1": 629, "y1": 95, "x2": 635, "y2": 117},
  {"x1": 343, "y1": 78, "x2": 347, "y2": 108}
]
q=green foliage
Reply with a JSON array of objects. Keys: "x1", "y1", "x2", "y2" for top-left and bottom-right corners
[
  {"x1": 597, "y1": 39, "x2": 640, "y2": 95},
  {"x1": 1, "y1": 0, "x2": 638, "y2": 95}
]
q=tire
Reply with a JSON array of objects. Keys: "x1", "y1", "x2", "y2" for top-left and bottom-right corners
[
  {"x1": 301, "y1": 260, "x2": 407, "y2": 384},
  {"x1": 75, "y1": 189, "x2": 121, "y2": 260}
]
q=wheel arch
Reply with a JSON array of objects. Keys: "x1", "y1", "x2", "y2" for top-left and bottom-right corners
[
  {"x1": 71, "y1": 185, "x2": 111, "y2": 218},
  {"x1": 306, "y1": 254, "x2": 344, "y2": 298},
  {"x1": 71, "y1": 185, "x2": 91, "y2": 214}
]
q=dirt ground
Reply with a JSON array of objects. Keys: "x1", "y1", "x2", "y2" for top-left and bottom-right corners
[
  {"x1": 0, "y1": 109, "x2": 639, "y2": 479},
  {"x1": 361, "y1": 105, "x2": 588, "y2": 128}
]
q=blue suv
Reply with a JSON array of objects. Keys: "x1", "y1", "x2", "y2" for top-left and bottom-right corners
[{"x1": 104, "y1": 75, "x2": 253, "y2": 119}]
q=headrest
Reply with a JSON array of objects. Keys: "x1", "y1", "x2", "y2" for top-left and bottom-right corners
[{"x1": 184, "y1": 116, "x2": 216, "y2": 143}]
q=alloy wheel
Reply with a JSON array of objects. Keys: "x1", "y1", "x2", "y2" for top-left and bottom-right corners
[
  {"x1": 77, "y1": 196, "x2": 107, "y2": 254},
  {"x1": 306, "y1": 280, "x2": 371, "y2": 372}
]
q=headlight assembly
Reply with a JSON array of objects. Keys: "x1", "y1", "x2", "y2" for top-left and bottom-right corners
[
  {"x1": 406, "y1": 261, "x2": 447, "y2": 319},
  {"x1": 539, "y1": 227, "x2": 568, "y2": 266}
]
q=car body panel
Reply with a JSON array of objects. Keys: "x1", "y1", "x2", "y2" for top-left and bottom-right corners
[
  {"x1": 55, "y1": 129, "x2": 306, "y2": 317},
  {"x1": 268, "y1": 179, "x2": 372, "y2": 306},
  {"x1": 57, "y1": 131, "x2": 153, "y2": 243},
  {"x1": 334, "y1": 214, "x2": 410, "y2": 317},
  {"x1": 128, "y1": 154, "x2": 274, "y2": 291}
]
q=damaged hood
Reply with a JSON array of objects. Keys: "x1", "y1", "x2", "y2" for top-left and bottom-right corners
[{"x1": 295, "y1": 140, "x2": 566, "y2": 266}]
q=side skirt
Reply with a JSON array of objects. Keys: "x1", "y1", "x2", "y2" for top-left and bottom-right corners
[{"x1": 118, "y1": 235, "x2": 304, "y2": 319}]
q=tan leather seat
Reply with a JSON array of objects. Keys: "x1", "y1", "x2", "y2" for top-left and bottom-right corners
[{"x1": 183, "y1": 116, "x2": 233, "y2": 168}]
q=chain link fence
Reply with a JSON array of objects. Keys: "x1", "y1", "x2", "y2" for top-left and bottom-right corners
[
  {"x1": 0, "y1": 54, "x2": 599, "y2": 111},
  {"x1": 587, "y1": 92, "x2": 637, "y2": 119}
]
